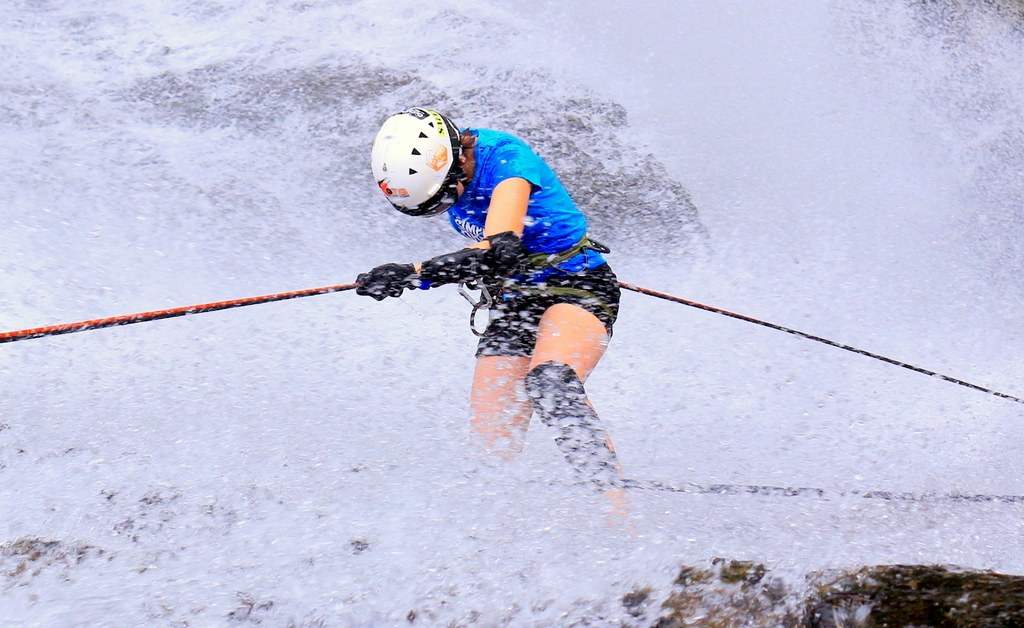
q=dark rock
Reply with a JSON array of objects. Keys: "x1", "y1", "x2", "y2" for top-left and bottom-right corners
[
  {"x1": 652, "y1": 560, "x2": 1024, "y2": 628},
  {"x1": 658, "y1": 559, "x2": 803, "y2": 628},
  {"x1": 623, "y1": 586, "x2": 652, "y2": 616},
  {"x1": 0, "y1": 537, "x2": 105, "y2": 583},
  {"x1": 809, "y1": 564, "x2": 1024, "y2": 628}
]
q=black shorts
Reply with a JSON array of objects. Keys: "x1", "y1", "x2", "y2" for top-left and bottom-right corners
[{"x1": 475, "y1": 264, "x2": 621, "y2": 358}]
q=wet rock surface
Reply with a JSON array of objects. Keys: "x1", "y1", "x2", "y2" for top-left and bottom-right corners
[
  {"x1": 651, "y1": 560, "x2": 1024, "y2": 628},
  {"x1": 118, "y1": 62, "x2": 706, "y2": 258},
  {"x1": 809, "y1": 564, "x2": 1024, "y2": 628},
  {"x1": 5, "y1": 541, "x2": 1024, "y2": 627},
  {"x1": 652, "y1": 559, "x2": 804, "y2": 628},
  {"x1": 1, "y1": 537, "x2": 107, "y2": 586}
]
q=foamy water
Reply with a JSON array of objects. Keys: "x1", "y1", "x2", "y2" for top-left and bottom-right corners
[{"x1": 3, "y1": 1, "x2": 1024, "y2": 625}]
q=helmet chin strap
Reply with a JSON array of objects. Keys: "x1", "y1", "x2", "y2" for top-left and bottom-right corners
[
  {"x1": 436, "y1": 111, "x2": 473, "y2": 185},
  {"x1": 420, "y1": 116, "x2": 466, "y2": 214}
]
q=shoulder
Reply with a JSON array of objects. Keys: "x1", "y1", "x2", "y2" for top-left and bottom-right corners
[
  {"x1": 471, "y1": 129, "x2": 534, "y2": 156},
  {"x1": 472, "y1": 129, "x2": 545, "y2": 176},
  {"x1": 465, "y1": 129, "x2": 550, "y2": 190}
]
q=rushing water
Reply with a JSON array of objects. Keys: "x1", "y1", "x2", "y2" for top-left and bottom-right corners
[{"x1": 3, "y1": 1, "x2": 1024, "y2": 625}]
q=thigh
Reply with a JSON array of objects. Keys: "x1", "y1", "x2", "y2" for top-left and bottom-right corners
[
  {"x1": 470, "y1": 355, "x2": 533, "y2": 455},
  {"x1": 542, "y1": 264, "x2": 621, "y2": 336},
  {"x1": 530, "y1": 303, "x2": 609, "y2": 383},
  {"x1": 475, "y1": 264, "x2": 619, "y2": 362},
  {"x1": 471, "y1": 355, "x2": 532, "y2": 404}
]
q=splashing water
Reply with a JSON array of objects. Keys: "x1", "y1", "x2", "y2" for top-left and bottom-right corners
[{"x1": 3, "y1": 1, "x2": 1024, "y2": 625}]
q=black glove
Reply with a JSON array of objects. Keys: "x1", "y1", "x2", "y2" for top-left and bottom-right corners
[
  {"x1": 419, "y1": 231, "x2": 527, "y2": 286},
  {"x1": 355, "y1": 263, "x2": 418, "y2": 301},
  {"x1": 484, "y1": 231, "x2": 529, "y2": 276}
]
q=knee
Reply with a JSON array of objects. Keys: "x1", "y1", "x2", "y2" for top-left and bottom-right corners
[{"x1": 524, "y1": 360, "x2": 586, "y2": 404}]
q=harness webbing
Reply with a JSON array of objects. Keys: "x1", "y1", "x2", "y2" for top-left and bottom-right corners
[
  {"x1": 460, "y1": 234, "x2": 615, "y2": 336},
  {"x1": 523, "y1": 234, "x2": 611, "y2": 271}
]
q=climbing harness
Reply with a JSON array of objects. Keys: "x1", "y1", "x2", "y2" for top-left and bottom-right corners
[
  {"x1": 456, "y1": 234, "x2": 613, "y2": 337},
  {"x1": 521, "y1": 233, "x2": 611, "y2": 273}
]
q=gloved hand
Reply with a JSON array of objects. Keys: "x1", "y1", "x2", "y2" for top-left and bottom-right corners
[
  {"x1": 418, "y1": 231, "x2": 527, "y2": 286},
  {"x1": 355, "y1": 263, "x2": 418, "y2": 301}
]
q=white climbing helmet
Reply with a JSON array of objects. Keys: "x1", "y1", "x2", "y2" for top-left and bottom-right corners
[{"x1": 371, "y1": 107, "x2": 464, "y2": 216}]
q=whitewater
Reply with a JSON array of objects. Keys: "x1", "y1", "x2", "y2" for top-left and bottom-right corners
[{"x1": 3, "y1": 0, "x2": 1024, "y2": 625}]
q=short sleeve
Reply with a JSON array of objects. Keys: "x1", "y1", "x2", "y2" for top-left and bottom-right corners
[{"x1": 488, "y1": 140, "x2": 544, "y2": 190}]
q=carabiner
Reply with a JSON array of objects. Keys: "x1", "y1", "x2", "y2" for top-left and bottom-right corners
[{"x1": 458, "y1": 280, "x2": 493, "y2": 337}]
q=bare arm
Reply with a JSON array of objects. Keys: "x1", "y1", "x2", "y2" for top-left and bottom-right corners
[
  {"x1": 476, "y1": 176, "x2": 532, "y2": 242},
  {"x1": 415, "y1": 177, "x2": 532, "y2": 272}
]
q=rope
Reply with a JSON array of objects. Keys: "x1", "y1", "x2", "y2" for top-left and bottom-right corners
[
  {"x1": 0, "y1": 283, "x2": 358, "y2": 344},
  {"x1": 4, "y1": 278, "x2": 1022, "y2": 503},
  {"x1": 618, "y1": 282, "x2": 1024, "y2": 406},
  {"x1": 621, "y1": 478, "x2": 1024, "y2": 504},
  {"x1": 4, "y1": 279, "x2": 1021, "y2": 408}
]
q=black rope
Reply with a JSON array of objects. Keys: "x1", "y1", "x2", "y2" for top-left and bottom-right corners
[
  {"x1": 621, "y1": 478, "x2": 1024, "y2": 504},
  {"x1": 619, "y1": 282, "x2": 1024, "y2": 406}
]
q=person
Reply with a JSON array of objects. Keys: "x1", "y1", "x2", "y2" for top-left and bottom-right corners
[{"x1": 355, "y1": 107, "x2": 625, "y2": 499}]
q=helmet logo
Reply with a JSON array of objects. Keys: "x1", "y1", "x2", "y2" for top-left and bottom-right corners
[
  {"x1": 427, "y1": 110, "x2": 448, "y2": 136},
  {"x1": 425, "y1": 142, "x2": 449, "y2": 172},
  {"x1": 379, "y1": 180, "x2": 409, "y2": 198}
]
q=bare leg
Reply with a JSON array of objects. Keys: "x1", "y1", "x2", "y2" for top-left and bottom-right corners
[
  {"x1": 470, "y1": 355, "x2": 532, "y2": 457},
  {"x1": 530, "y1": 303, "x2": 609, "y2": 380},
  {"x1": 470, "y1": 303, "x2": 629, "y2": 527},
  {"x1": 525, "y1": 304, "x2": 630, "y2": 525},
  {"x1": 468, "y1": 302, "x2": 609, "y2": 456}
]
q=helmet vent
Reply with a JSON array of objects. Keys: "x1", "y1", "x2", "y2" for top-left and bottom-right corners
[{"x1": 372, "y1": 107, "x2": 461, "y2": 217}]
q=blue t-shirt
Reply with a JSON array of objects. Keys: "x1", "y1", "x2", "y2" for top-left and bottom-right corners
[{"x1": 444, "y1": 129, "x2": 606, "y2": 283}]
